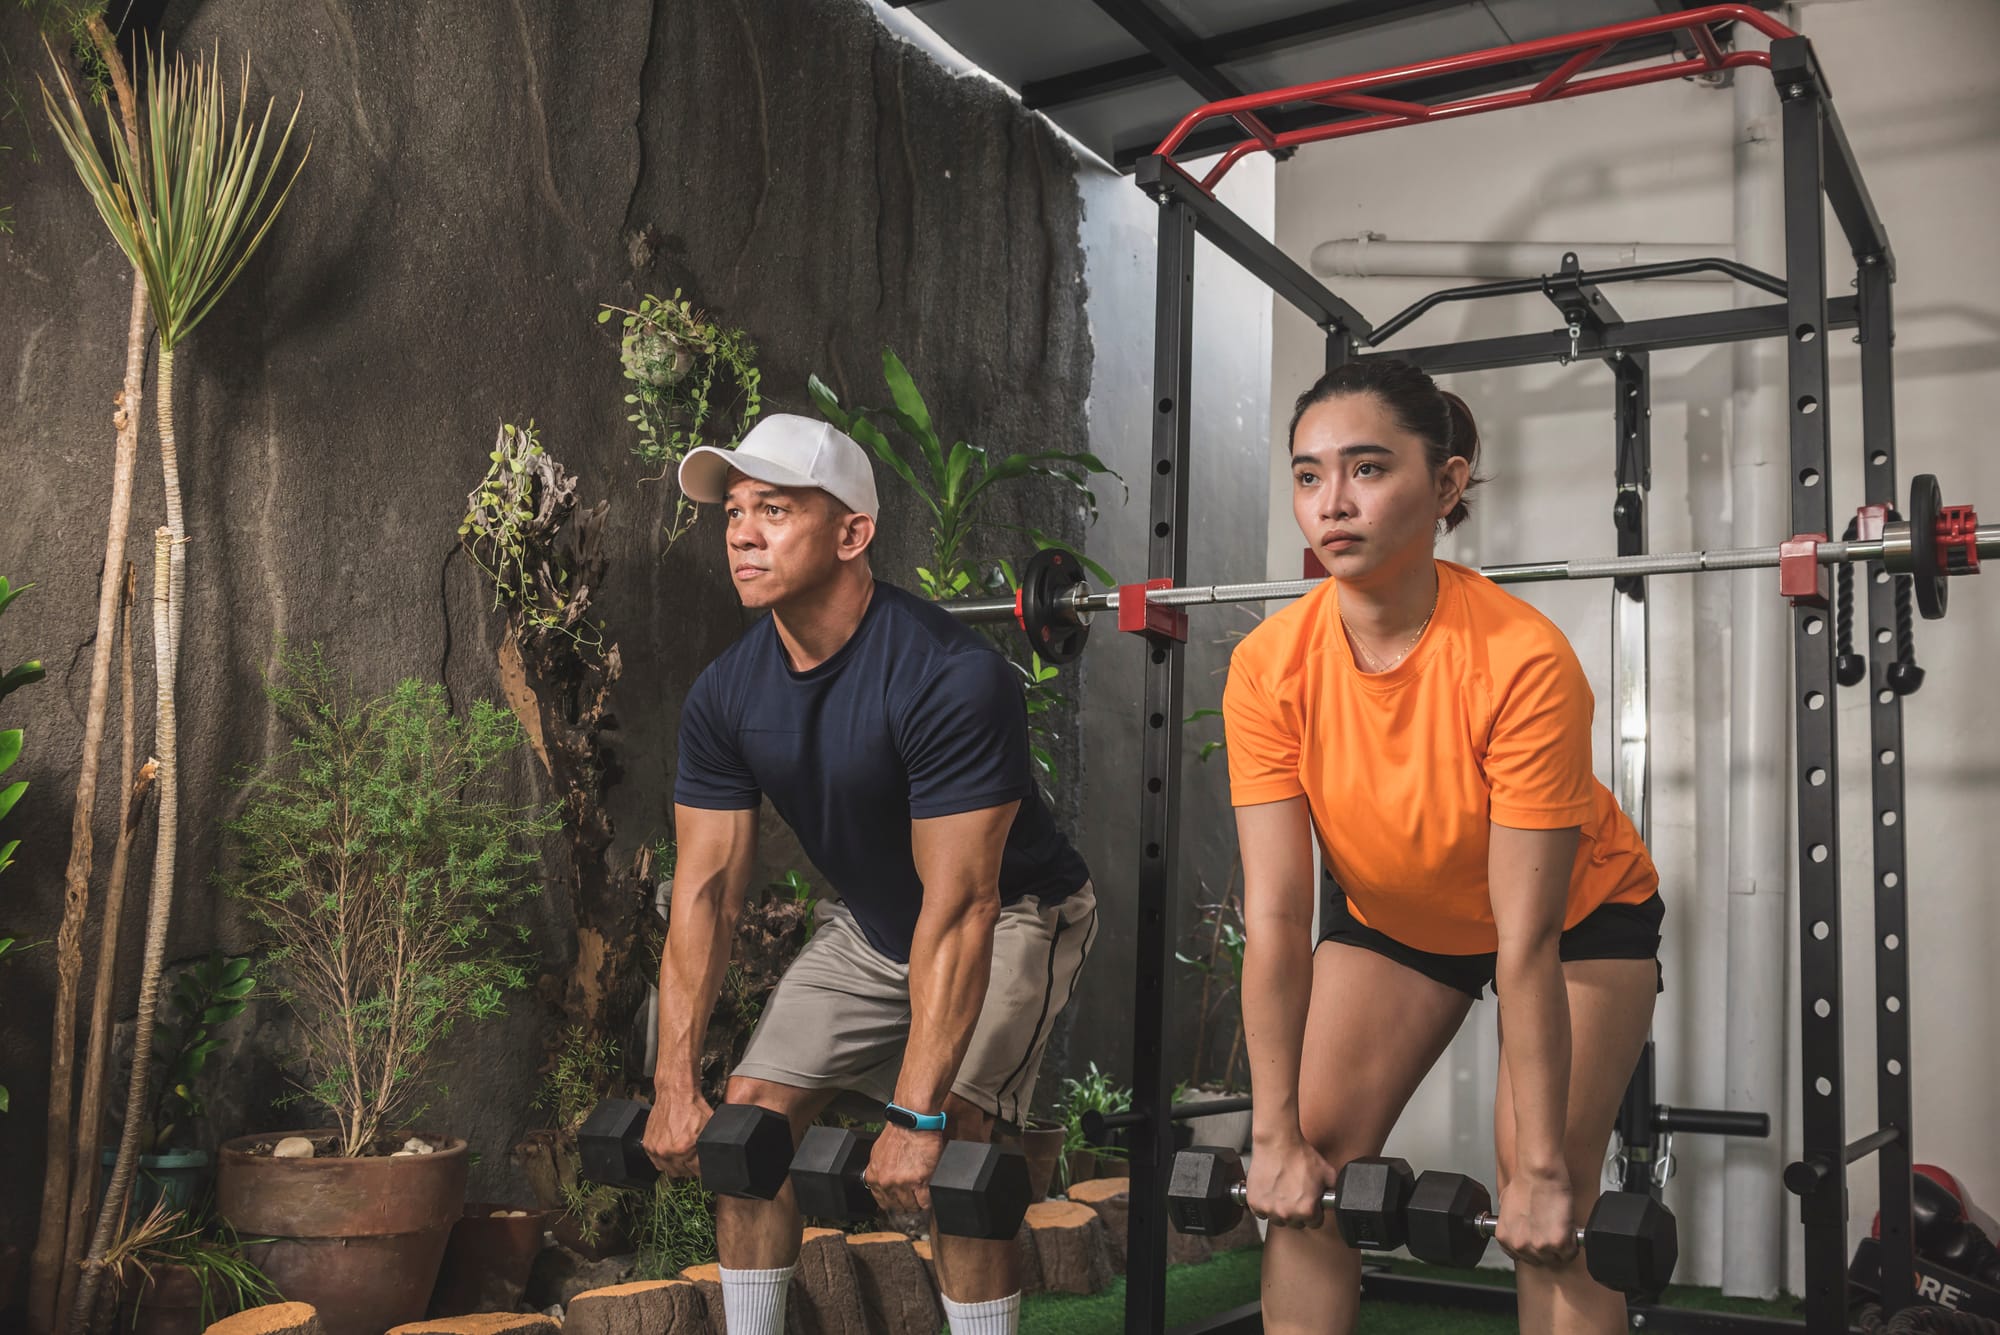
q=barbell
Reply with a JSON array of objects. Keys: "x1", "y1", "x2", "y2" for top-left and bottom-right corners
[{"x1": 946, "y1": 474, "x2": 1990, "y2": 665}]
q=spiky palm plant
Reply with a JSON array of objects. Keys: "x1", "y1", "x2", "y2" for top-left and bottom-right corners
[{"x1": 43, "y1": 43, "x2": 307, "y2": 1333}]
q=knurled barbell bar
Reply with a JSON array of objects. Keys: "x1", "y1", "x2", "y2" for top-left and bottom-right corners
[{"x1": 947, "y1": 474, "x2": 1990, "y2": 665}]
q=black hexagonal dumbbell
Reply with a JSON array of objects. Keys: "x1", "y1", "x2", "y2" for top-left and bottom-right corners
[
  {"x1": 789, "y1": 1125, "x2": 879, "y2": 1222},
  {"x1": 1167, "y1": 1146, "x2": 1415, "y2": 1250},
  {"x1": 930, "y1": 1141, "x2": 1032, "y2": 1241},
  {"x1": 1403, "y1": 1169, "x2": 1679, "y2": 1293},
  {"x1": 788, "y1": 1125, "x2": 1031, "y2": 1241},
  {"x1": 577, "y1": 1098, "x2": 794, "y2": 1200}
]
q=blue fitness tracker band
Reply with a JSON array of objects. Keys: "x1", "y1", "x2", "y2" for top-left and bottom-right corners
[{"x1": 885, "y1": 1102, "x2": 947, "y2": 1132}]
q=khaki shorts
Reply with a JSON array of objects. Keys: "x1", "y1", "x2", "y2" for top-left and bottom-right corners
[{"x1": 733, "y1": 883, "x2": 1097, "y2": 1128}]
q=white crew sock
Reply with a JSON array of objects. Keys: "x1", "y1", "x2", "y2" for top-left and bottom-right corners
[
  {"x1": 942, "y1": 1291, "x2": 1021, "y2": 1335},
  {"x1": 718, "y1": 1263, "x2": 794, "y2": 1335}
]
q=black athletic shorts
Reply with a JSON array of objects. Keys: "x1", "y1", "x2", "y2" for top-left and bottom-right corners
[{"x1": 1318, "y1": 873, "x2": 1665, "y2": 1000}]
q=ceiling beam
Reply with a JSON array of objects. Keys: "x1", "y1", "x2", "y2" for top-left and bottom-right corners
[
  {"x1": 1026, "y1": 0, "x2": 1465, "y2": 111},
  {"x1": 1086, "y1": 0, "x2": 1255, "y2": 106}
]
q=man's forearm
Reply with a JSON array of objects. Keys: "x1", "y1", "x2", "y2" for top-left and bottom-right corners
[
  {"x1": 893, "y1": 896, "x2": 1000, "y2": 1112},
  {"x1": 654, "y1": 875, "x2": 738, "y2": 1098},
  {"x1": 1495, "y1": 941, "x2": 1570, "y2": 1176}
]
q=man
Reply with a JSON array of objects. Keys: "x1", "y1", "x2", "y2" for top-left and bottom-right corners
[{"x1": 646, "y1": 413, "x2": 1096, "y2": 1335}]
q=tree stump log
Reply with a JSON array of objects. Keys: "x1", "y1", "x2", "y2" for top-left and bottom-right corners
[
  {"x1": 844, "y1": 1233, "x2": 941, "y2": 1335},
  {"x1": 1021, "y1": 1201, "x2": 1114, "y2": 1295},
  {"x1": 565, "y1": 1280, "x2": 708, "y2": 1335},
  {"x1": 792, "y1": 1228, "x2": 866, "y2": 1335},
  {"x1": 203, "y1": 1303, "x2": 325, "y2": 1335}
]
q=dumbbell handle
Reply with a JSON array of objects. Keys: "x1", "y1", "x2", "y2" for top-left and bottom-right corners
[
  {"x1": 1470, "y1": 1213, "x2": 1589, "y2": 1248},
  {"x1": 1229, "y1": 1182, "x2": 1338, "y2": 1210}
]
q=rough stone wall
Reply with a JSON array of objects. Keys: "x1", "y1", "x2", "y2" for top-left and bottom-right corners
[{"x1": 0, "y1": 0, "x2": 1091, "y2": 1256}]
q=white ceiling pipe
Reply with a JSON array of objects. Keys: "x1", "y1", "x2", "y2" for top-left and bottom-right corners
[{"x1": 1309, "y1": 235, "x2": 1739, "y2": 281}]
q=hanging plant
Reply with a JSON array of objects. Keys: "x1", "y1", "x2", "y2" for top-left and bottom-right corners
[
  {"x1": 598, "y1": 291, "x2": 761, "y2": 547},
  {"x1": 459, "y1": 422, "x2": 604, "y2": 652}
]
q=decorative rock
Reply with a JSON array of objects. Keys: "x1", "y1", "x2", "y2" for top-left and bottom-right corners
[
  {"x1": 270, "y1": 1137, "x2": 315, "y2": 1159},
  {"x1": 525, "y1": 1242, "x2": 636, "y2": 1310},
  {"x1": 845, "y1": 1232, "x2": 941, "y2": 1335},
  {"x1": 793, "y1": 1227, "x2": 867, "y2": 1335},
  {"x1": 384, "y1": 1315, "x2": 558, "y2": 1335},
  {"x1": 403, "y1": 1137, "x2": 436, "y2": 1155},
  {"x1": 203, "y1": 1302, "x2": 325, "y2": 1335},
  {"x1": 1020, "y1": 1201, "x2": 1114, "y2": 1295},
  {"x1": 563, "y1": 1280, "x2": 707, "y2": 1335}
]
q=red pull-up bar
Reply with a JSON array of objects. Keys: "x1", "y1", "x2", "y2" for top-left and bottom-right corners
[{"x1": 1152, "y1": 3, "x2": 1798, "y2": 193}]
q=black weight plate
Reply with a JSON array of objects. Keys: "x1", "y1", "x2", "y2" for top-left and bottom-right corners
[
  {"x1": 1020, "y1": 547, "x2": 1090, "y2": 664},
  {"x1": 1911, "y1": 474, "x2": 1947, "y2": 620}
]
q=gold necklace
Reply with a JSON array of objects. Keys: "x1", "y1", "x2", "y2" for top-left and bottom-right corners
[{"x1": 1343, "y1": 597, "x2": 1437, "y2": 673}]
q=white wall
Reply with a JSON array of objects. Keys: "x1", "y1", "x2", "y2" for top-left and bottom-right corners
[
  {"x1": 1070, "y1": 151, "x2": 1278, "y2": 1087},
  {"x1": 1265, "y1": 0, "x2": 2000, "y2": 1296}
]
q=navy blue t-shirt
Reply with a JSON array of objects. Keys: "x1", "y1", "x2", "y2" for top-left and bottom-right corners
[{"x1": 674, "y1": 582, "x2": 1090, "y2": 963}]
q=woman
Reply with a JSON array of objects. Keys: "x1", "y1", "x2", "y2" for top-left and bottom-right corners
[{"x1": 1223, "y1": 359, "x2": 1663, "y2": 1335}]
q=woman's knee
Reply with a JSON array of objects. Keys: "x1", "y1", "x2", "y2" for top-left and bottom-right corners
[{"x1": 1298, "y1": 1104, "x2": 1389, "y2": 1169}]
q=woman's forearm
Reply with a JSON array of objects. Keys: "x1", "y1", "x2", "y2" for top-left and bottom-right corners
[
  {"x1": 1244, "y1": 930, "x2": 1315, "y2": 1146},
  {"x1": 1495, "y1": 941, "x2": 1570, "y2": 1177}
]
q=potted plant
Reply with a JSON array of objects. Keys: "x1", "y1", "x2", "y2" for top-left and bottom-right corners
[
  {"x1": 515, "y1": 1027, "x2": 635, "y2": 1260},
  {"x1": 0, "y1": 572, "x2": 43, "y2": 1122},
  {"x1": 214, "y1": 646, "x2": 554, "y2": 1335},
  {"x1": 1056, "y1": 1063, "x2": 1133, "y2": 1188},
  {"x1": 810, "y1": 349, "x2": 1120, "y2": 800},
  {"x1": 98, "y1": 952, "x2": 255, "y2": 1220},
  {"x1": 1174, "y1": 881, "x2": 1252, "y2": 1151},
  {"x1": 100, "y1": 1200, "x2": 277, "y2": 1335},
  {"x1": 1018, "y1": 1117, "x2": 1069, "y2": 1205}
]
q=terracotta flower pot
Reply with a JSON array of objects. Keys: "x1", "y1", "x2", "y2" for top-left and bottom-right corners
[
  {"x1": 114, "y1": 1262, "x2": 205, "y2": 1335},
  {"x1": 428, "y1": 1202, "x2": 551, "y2": 1317},
  {"x1": 1020, "y1": 1122, "x2": 1067, "y2": 1203},
  {"x1": 216, "y1": 1130, "x2": 468, "y2": 1335}
]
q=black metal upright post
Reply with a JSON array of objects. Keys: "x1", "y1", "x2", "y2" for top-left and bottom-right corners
[
  {"x1": 1608, "y1": 347, "x2": 1658, "y2": 1198},
  {"x1": 1775, "y1": 37, "x2": 1850, "y2": 1332},
  {"x1": 1858, "y1": 254, "x2": 1916, "y2": 1317},
  {"x1": 1127, "y1": 197, "x2": 1197, "y2": 1335}
]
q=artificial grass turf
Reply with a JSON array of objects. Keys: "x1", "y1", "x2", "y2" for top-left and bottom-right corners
[{"x1": 1017, "y1": 1247, "x2": 1809, "y2": 1333}]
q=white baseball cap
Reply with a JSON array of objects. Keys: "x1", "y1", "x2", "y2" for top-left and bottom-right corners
[{"x1": 678, "y1": 414, "x2": 881, "y2": 519}]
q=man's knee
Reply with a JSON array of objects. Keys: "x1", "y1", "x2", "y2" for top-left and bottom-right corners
[
  {"x1": 943, "y1": 1093, "x2": 996, "y2": 1143},
  {"x1": 723, "y1": 1076, "x2": 829, "y2": 1135}
]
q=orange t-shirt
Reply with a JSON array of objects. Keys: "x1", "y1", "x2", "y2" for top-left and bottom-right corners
[{"x1": 1222, "y1": 560, "x2": 1657, "y2": 956}]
